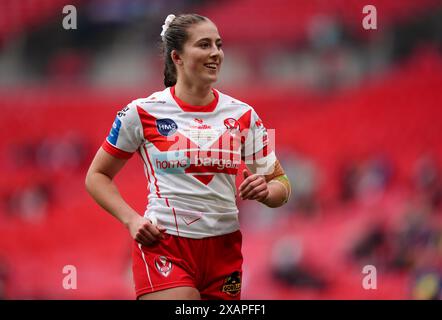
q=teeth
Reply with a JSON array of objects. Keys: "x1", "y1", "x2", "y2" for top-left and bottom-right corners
[{"x1": 205, "y1": 64, "x2": 217, "y2": 69}]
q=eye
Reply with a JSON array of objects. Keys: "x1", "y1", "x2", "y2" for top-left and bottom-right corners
[
  {"x1": 217, "y1": 43, "x2": 223, "y2": 49},
  {"x1": 200, "y1": 42, "x2": 210, "y2": 49}
]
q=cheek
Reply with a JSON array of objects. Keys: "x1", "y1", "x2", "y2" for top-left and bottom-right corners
[
  {"x1": 186, "y1": 63, "x2": 203, "y2": 78},
  {"x1": 185, "y1": 51, "x2": 205, "y2": 70}
]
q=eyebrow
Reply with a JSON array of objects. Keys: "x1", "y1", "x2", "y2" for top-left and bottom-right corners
[{"x1": 195, "y1": 37, "x2": 222, "y2": 43}]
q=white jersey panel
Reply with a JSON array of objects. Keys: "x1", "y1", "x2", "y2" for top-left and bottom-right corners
[{"x1": 103, "y1": 87, "x2": 277, "y2": 238}]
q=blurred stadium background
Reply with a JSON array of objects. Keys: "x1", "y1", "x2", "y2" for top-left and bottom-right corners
[{"x1": 0, "y1": 0, "x2": 442, "y2": 299}]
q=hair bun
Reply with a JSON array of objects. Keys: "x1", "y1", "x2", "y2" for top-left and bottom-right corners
[{"x1": 160, "y1": 14, "x2": 176, "y2": 41}]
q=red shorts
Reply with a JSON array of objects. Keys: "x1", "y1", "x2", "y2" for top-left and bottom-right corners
[{"x1": 132, "y1": 230, "x2": 243, "y2": 300}]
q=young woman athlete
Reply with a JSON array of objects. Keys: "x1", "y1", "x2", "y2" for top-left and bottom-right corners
[{"x1": 85, "y1": 13, "x2": 291, "y2": 300}]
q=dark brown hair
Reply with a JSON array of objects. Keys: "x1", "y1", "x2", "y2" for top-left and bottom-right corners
[{"x1": 161, "y1": 14, "x2": 208, "y2": 87}]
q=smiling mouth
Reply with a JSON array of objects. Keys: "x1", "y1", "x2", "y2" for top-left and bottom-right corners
[{"x1": 204, "y1": 63, "x2": 218, "y2": 70}]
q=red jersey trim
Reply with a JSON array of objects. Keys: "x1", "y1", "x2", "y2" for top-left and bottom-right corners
[
  {"x1": 137, "y1": 106, "x2": 199, "y2": 152},
  {"x1": 185, "y1": 164, "x2": 238, "y2": 175},
  {"x1": 102, "y1": 140, "x2": 134, "y2": 159},
  {"x1": 170, "y1": 86, "x2": 219, "y2": 112},
  {"x1": 143, "y1": 145, "x2": 162, "y2": 199}
]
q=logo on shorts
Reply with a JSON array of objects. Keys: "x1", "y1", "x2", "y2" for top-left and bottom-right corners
[
  {"x1": 156, "y1": 118, "x2": 178, "y2": 136},
  {"x1": 221, "y1": 271, "x2": 241, "y2": 296},
  {"x1": 154, "y1": 255, "x2": 173, "y2": 277}
]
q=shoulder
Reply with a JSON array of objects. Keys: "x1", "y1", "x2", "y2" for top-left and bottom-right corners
[
  {"x1": 128, "y1": 88, "x2": 169, "y2": 110},
  {"x1": 118, "y1": 88, "x2": 170, "y2": 119},
  {"x1": 215, "y1": 89, "x2": 256, "y2": 113},
  {"x1": 216, "y1": 89, "x2": 262, "y2": 122}
]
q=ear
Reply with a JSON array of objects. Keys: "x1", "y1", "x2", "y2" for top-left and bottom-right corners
[{"x1": 171, "y1": 50, "x2": 183, "y2": 66}]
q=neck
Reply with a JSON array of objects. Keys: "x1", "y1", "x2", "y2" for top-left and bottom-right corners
[{"x1": 174, "y1": 81, "x2": 214, "y2": 106}]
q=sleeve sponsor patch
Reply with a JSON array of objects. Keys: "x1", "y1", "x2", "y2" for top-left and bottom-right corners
[{"x1": 107, "y1": 116, "x2": 122, "y2": 145}]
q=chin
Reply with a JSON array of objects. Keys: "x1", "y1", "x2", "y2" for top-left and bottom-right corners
[{"x1": 202, "y1": 75, "x2": 218, "y2": 85}]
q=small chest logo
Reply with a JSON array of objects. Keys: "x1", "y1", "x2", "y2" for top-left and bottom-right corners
[
  {"x1": 156, "y1": 118, "x2": 178, "y2": 136},
  {"x1": 224, "y1": 118, "x2": 240, "y2": 131},
  {"x1": 154, "y1": 255, "x2": 173, "y2": 277}
]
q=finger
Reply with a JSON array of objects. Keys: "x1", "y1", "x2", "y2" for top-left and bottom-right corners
[
  {"x1": 146, "y1": 218, "x2": 166, "y2": 237},
  {"x1": 156, "y1": 225, "x2": 167, "y2": 239},
  {"x1": 242, "y1": 183, "x2": 266, "y2": 199},
  {"x1": 250, "y1": 190, "x2": 269, "y2": 201},
  {"x1": 139, "y1": 228, "x2": 157, "y2": 243},
  {"x1": 135, "y1": 232, "x2": 155, "y2": 246},
  {"x1": 143, "y1": 224, "x2": 165, "y2": 241},
  {"x1": 242, "y1": 183, "x2": 267, "y2": 198},
  {"x1": 239, "y1": 174, "x2": 260, "y2": 192},
  {"x1": 243, "y1": 169, "x2": 249, "y2": 180},
  {"x1": 240, "y1": 177, "x2": 266, "y2": 198},
  {"x1": 243, "y1": 184, "x2": 268, "y2": 199},
  {"x1": 145, "y1": 223, "x2": 168, "y2": 240}
]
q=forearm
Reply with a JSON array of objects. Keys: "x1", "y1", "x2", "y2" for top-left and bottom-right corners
[{"x1": 85, "y1": 172, "x2": 140, "y2": 227}]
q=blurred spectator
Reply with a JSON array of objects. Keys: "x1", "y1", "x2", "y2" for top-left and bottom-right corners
[
  {"x1": 10, "y1": 142, "x2": 37, "y2": 169},
  {"x1": 350, "y1": 204, "x2": 442, "y2": 280},
  {"x1": 35, "y1": 133, "x2": 88, "y2": 173},
  {"x1": 10, "y1": 132, "x2": 88, "y2": 173},
  {"x1": 5, "y1": 182, "x2": 52, "y2": 222},
  {"x1": 307, "y1": 15, "x2": 343, "y2": 52},
  {"x1": 0, "y1": 258, "x2": 10, "y2": 299},
  {"x1": 411, "y1": 270, "x2": 442, "y2": 300},
  {"x1": 279, "y1": 150, "x2": 320, "y2": 216},
  {"x1": 339, "y1": 161, "x2": 359, "y2": 203},
  {"x1": 356, "y1": 155, "x2": 393, "y2": 203},
  {"x1": 410, "y1": 244, "x2": 442, "y2": 300},
  {"x1": 350, "y1": 221, "x2": 391, "y2": 269},
  {"x1": 270, "y1": 236, "x2": 327, "y2": 289},
  {"x1": 390, "y1": 207, "x2": 439, "y2": 271},
  {"x1": 339, "y1": 155, "x2": 392, "y2": 204},
  {"x1": 413, "y1": 154, "x2": 442, "y2": 210}
]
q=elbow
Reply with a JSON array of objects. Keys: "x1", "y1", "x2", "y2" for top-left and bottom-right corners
[
  {"x1": 265, "y1": 201, "x2": 286, "y2": 209},
  {"x1": 85, "y1": 169, "x2": 113, "y2": 196},
  {"x1": 84, "y1": 170, "x2": 94, "y2": 195},
  {"x1": 261, "y1": 194, "x2": 289, "y2": 209},
  {"x1": 84, "y1": 175, "x2": 91, "y2": 195}
]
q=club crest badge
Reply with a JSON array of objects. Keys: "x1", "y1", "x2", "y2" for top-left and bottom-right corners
[
  {"x1": 224, "y1": 118, "x2": 240, "y2": 131},
  {"x1": 224, "y1": 118, "x2": 241, "y2": 137},
  {"x1": 154, "y1": 255, "x2": 173, "y2": 277}
]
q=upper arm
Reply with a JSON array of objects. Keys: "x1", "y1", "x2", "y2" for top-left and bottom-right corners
[
  {"x1": 242, "y1": 108, "x2": 277, "y2": 175},
  {"x1": 87, "y1": 147, "x2": 129, "y2": 180},
  {"x1": 88, "y1": 102, "x2": 144, "y2": 180}
]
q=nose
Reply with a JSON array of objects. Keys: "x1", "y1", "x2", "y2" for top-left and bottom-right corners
[{"x1": 209, "y1": 44, "x2": 221, "y2": 58}]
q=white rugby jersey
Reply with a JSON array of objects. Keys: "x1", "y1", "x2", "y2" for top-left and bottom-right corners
[{"x1": 102, "y1": 86, "x2": 276, "y2": 238}]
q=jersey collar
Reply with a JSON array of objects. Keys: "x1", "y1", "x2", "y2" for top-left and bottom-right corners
[{"x1": 170, "y1": 86, "x2": 219, "y2": 112}]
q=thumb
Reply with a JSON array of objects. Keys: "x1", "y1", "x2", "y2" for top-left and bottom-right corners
[{"x1": 243, "y1": 169, "x2": 249, "y2": 180}]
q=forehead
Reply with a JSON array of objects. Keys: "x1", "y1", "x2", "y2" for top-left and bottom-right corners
[{"x1": 186, "y1": 20, "x2": 221, "y2": 43}]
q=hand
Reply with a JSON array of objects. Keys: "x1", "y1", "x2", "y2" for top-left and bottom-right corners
[
  {"x1": 238, "y1": 170, "x2": 269, "y2": 202},
  {"x1": 127, "y1": 215, "x2": 166, "y2": 246}
]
